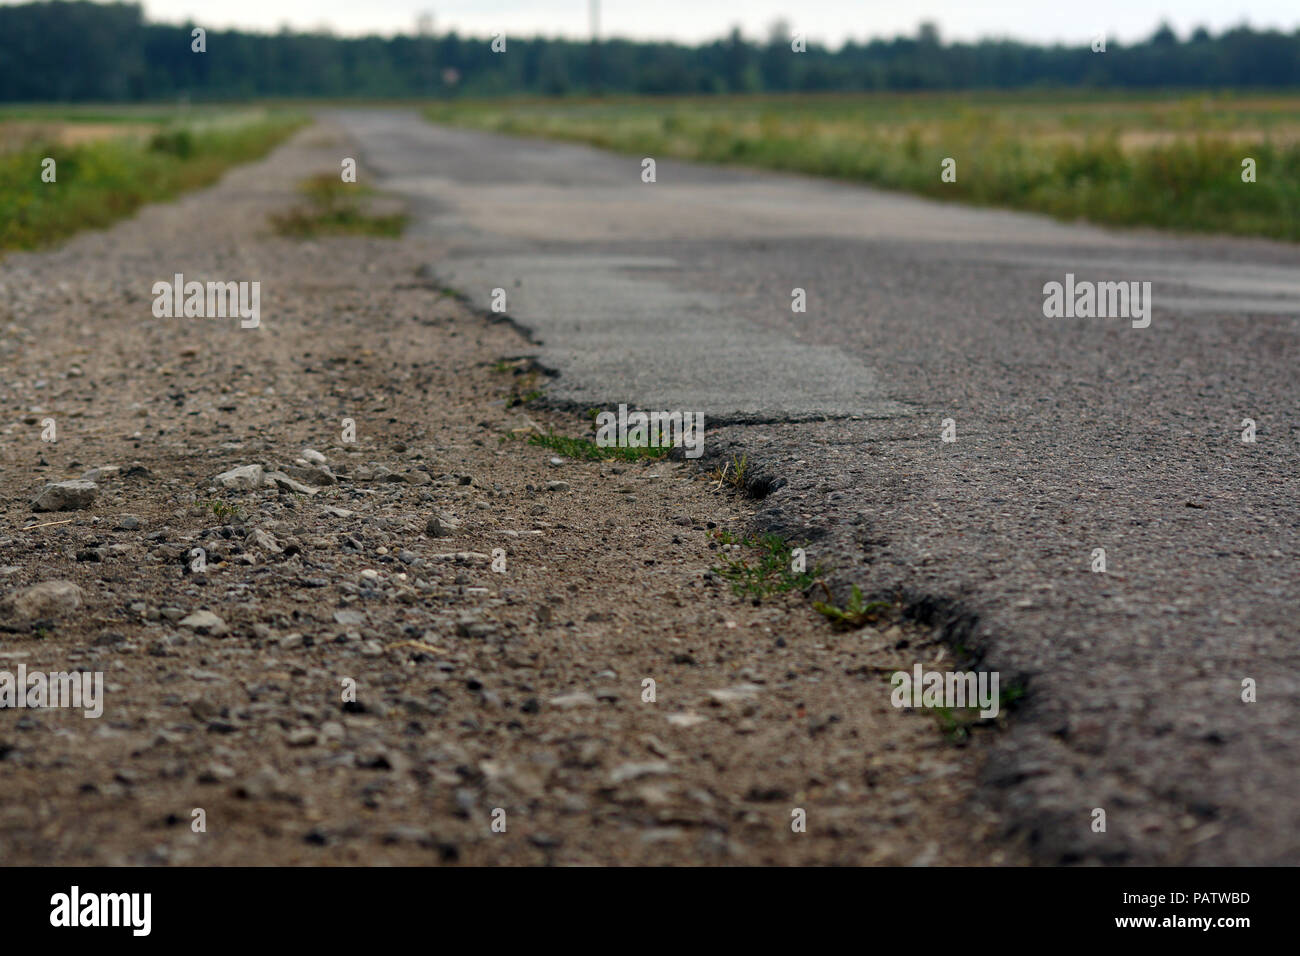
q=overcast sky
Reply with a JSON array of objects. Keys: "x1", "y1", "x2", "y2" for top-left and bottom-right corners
[{"x1": 20, "y1": 1, "x2": 1300, "y2": 45}]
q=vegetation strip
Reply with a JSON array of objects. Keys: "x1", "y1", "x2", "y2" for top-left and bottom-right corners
[
  {"x1": 426, "y1": 93, "x2": 1300, "y2": 241},
  {"x1": 0, "y1": 113, "x2": 305, "y2": 254}
]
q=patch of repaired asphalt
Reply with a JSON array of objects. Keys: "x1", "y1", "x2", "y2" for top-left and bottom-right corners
[{"x1": 438, "y1": 253, "x2": 907, "y2": 420}]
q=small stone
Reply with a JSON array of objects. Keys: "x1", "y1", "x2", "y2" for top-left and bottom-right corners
[
  {"x1": 300, "y1": 449, "x2": 328, "y2": 465},
  {"x1": 178, "y1": 610, "x2": 228, "y2": 636},
  {"x1": 382, "y1": 826, "x2": 435, "y2": 846},
  {"x1": 608, "y1": 761, "x2": 673, "y2": 785},
  {"x1": 707, "y1": 683, "x2": 763, "y2": 706},
  {"x1": 212, "y1": 465, "x2": 263, "y2": 491},
  {"x1": 114, "y1": 515, "x2": 142, "y2": 531},
  {"x1": 7, "y1": 580, "x2": 85, "y2": 619},
  {"x1": 666, "y1": 712, "x2": 707, "y2": 728},
  {"x1": 425, "y1": 513, "x2": 460, "y2": 537},
  {"x1": 283, "y1": 463, "x2": 335, "y2": 486},
  {"x1": 32, "y1": 480, "x2": 97, "y2": 512},
  {"x1": 246, "y1": 529, "x2": 282, "y2": 554},
  {"x1": 545, "y1": 481, "x2": 570, "y2": 492},
  {"x1": 428, "y1": 551, "x2": 491, "y2": 565},
  {"x1": 549, "y1": 691, "x2": 597, "y2": 710},
  {"x1": 265, "y1": 471, "x2": 318, "y2": 495}
]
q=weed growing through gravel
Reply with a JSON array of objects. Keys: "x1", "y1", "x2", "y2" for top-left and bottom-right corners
[
  {"x1": 270, "y1": 174, "x2": 407, "y2": 238},
  {"x1": 708, "y1": 454, "x2": 748, "y2": 492},
  {"x1": 814, "y1": 584, "x2": 892, "y2": 629},
  {"x1": 489, "y1": 359, "x2": 547, "y2": 407},
  {"x1": 712, "y1": 530, "x2": 823, "y2": 599},
  {"x1": 933, "y1": 682, "x2": 1027, "y2": 743},
  {"x1": 524, "y1": 430, "x2": 669, "y2": 462},
  {"x1": 203, "y1": 499, "x2": 244, "y2": 521}
]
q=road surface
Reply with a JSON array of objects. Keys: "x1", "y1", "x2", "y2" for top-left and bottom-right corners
[{"x1": 338, "y1": 109, "x2": 1300, "y2": 865}]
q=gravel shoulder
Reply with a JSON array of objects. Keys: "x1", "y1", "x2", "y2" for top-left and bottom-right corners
[{"x1": 0, "y1": 122, "x2": 1018, "y2": 865}]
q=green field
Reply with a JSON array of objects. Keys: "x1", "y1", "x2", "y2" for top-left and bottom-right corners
[
  {"x1": 426, "y1": 91, "x2": 1300, "y2": 241},
  {"x1": 0, "y1": 109, "x2": 305, "y2": 253}
]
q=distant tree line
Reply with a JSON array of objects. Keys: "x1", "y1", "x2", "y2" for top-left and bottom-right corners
[{"x1": 2, "y1": 1, "x2": 1299, "y2": 102}]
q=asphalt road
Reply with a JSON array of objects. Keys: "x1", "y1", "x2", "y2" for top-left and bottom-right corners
[{"x1": 338, "y1": 109, "x2": 1300, "y2": 865}]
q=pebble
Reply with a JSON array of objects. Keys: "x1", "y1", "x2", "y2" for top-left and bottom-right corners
[
  {"x1": 707, "y1": 683, "x2": 764, "y2": 705},
  {"x1": 246, "y1": 529, "x2": 282, "y2": 553},
  {"x1": 608, "y1": 761, "x2": 673, "y2": 785},
  {"x1": 549, "y1": 692, "x2": 598, "y2": 709},
  {"x1": 265, "y1": 471, "x2": 318, "y2": 495},
  {"x1": 212, "y1": 465, "x2": 263, "y2": 491},
  {"x1": 178, "y1": 610, "x2": 228, "y2": 636},
  {"x1": 6, "y1": 580, "x2": 85, "y2": 619},
  {"x1": 284, "y1": 463, "x2": 335, "y2": 486},
  {"x1": 425, "y1": 513, "x2": 460, "y2": 537},
  {"x1": 32, "y1": 480, "x2": 97, "y2": 512},
  {"x1": 666, "y1": 712, "x2": 708, "y2": 728}
]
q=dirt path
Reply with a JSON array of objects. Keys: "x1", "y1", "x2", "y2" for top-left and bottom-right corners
[{"x1": 0, "y1": 121, "x2": 1016, "y2": 865}]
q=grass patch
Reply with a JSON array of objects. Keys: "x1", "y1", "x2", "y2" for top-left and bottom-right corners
[
  {"x1": 269, "y1": 173, "x2": 407, "y2": 238},
  {"x1": 489, "y1": 358, "x2": 545, "y2": 405},
  {"x1": 426, "y1": 92, "x2": 1300, "y2": 241},
  {"x1": 0, "y1": 112, "x2": 306, "y2": 254},
  {"x1": 711, "y1": 530, "x2": 823, "y2": 600},
  {"x1": 525, "y1": 429, "x2": 669, "y2": 462},
  {"x1": 814, "y1": 584, "x2": 893, "y2": 629},
  {"x1": 707, "y1": 454, "x2": 748, "y2": 492},
  {"x1": 933, "y1": 681, "x2": 1027, "y2": 742},
  {"x1": 203, "y1": 499, "x2": 244, "y2": 522}
]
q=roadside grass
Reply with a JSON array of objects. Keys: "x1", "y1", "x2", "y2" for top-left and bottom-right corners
[
  {"x1": 814, "y1": 584, "x2": 892, "y2": 629},
  {"x1": 489, "y1": 360, "x2": 546, "y2": 408},
  {"x1": 522, "y1": 429, "x2": 669, "y2": 462},
  {"x1": 711, "y1": 530, "x2": 823, "y2": 600},
  {"x1": 426, "y1": 91, "x2": 1300, "y2": 241},
  {"x1": 707, "y1": 453, "x2": 748, "y2": 492},
  {"x1": 933, "y1": 682, "x2": 1028, "y2": 743},
  {"x1": 0, "y1": 112, "x2": 306, "y2": 253},
  {"x1": 201, "y1": 499, "x2": 245, "y2": 522},
  {"x1": 269, "y1": 173, "x2": 408, "y2": 238}
]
